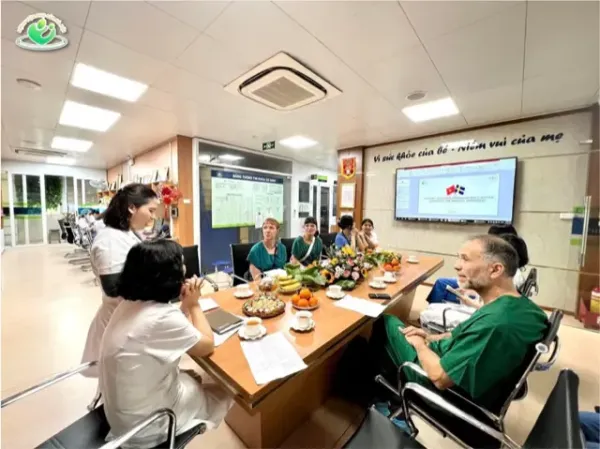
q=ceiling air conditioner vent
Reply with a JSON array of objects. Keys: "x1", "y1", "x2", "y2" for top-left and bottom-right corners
[
  {"x1": 225, "y1": 52, "x2": 342, "y2": 111},
  {"x1": 14, "y1": 147, "x2": 66, "y2": 157}
]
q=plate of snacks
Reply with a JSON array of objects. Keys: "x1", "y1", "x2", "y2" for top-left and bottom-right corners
[
  {"x1": 291, "y1": 288, "x2": 320, "y2": 310},
  {"x1": 242, "y1": 293, "x2": 286, "y2": 318}
]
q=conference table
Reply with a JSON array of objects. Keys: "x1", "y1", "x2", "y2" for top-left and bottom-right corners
[{"x1": 192, "y1": 254, "x2": 444, "y2": 448}]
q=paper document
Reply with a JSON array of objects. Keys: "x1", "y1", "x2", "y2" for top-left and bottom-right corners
[
  {"x1": 214, "y1": 326, "x2": 238, "y2": 347},
  {"x1": 240, "y1": 332, "x2": 307, "y2": 385},
  {"x1": 334, "y1": 296, "x2": 386, "y2": 318},
  {"x1": 199, "y1": 298, "x2": 219, "y2": 312}
]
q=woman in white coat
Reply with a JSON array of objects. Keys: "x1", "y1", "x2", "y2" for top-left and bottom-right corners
[{"x1": 81, "y1": 183, "x2": 159, "y2": 377}]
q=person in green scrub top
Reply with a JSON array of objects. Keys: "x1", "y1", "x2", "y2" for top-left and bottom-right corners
[
  {"x1": 290, "y1": 216, "x2": 323, "y2": 266},
  {"x1": 247, "y1": 217, "x2": 287, "y2": 280},
  {"x1": 371, "y1": 234, "x2": 547, "y2": 411}
]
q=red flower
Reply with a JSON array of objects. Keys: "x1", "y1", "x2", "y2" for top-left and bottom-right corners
[{"x1": 161, "y1": 186, "x2": 173, "y2": 196}]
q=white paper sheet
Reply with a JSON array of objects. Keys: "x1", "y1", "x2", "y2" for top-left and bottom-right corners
[
  {"x1": 214, "y1": 326, "x2": 239, "y2": 347},
  {"x1": 334, "y1": 296, "x2": 386, "y2": 318},
  {"x1": 240, "y1": 332, "x2": 307, "y2": 385},
  {"x1": 199, "y1": 298, "x2": 219, "y2": 312}
]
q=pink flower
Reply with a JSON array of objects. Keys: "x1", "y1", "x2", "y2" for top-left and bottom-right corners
[
  {"x1": 351, "y1": 271, "x2": 360, "y2": 281},
  {"x1": 343, "y1": 270, "x2": 351, "y2": 278},
  {"x1": 348, "y1": 259, "x2": 355, "y2": 267}
]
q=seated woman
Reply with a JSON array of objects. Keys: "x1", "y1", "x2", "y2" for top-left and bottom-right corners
[
  {"x1": 290, "y1": 216, "x2": 323, "y2": 266},
  {"x1": 247, "y1": 217, "x2": 287, "y2": 280},
  {"x1": 99, "y1": 239, "x2": 232, "y2": 449},
  {"x1": 421, "y1": 233, "x2": 530, "y2": 330},
  {"x1": 334, "y1": 215, "x2": 357, "y2": 249},
  {"x1": 426, "y1": 224, "x2": 522, "y2": 304},
  {"x1": 356, "y1": 218, "x2": 378, "y2": 252}
]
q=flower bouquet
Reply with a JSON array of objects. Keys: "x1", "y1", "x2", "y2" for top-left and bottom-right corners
[{"x1": 320, "y1": 246, "x2": 373, "y2": 291}]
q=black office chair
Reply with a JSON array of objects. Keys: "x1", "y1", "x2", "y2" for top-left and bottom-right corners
[
  {"x1": 0, "y1": 362, "x2": 206, "y2": 449},
  {"x1": 376, "y1": 310, "x2": 563, "y2": 448},
  {"x1": 320, "y1": 233, "x2": 336, "y2": 254},
  {"x1": 182, "y1": 245, "x2": 218, "y2": 292},
  {"x1": 230, "y1": 242, "x2": 254, "y2": 286},
  {"x1": 520, "y1": 268, "x2": 539, "y2": 298},
  {"x1": 281, "y1": 238, "x2": 295, "y2": 260}
]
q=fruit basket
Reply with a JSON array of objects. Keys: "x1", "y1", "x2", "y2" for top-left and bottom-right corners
[
  {"x1": 242, "y1": 293, "x2": 286, "y2": 318},
  {"x1": 291, "y1": 288, "x2": 320, "y2": 310}
]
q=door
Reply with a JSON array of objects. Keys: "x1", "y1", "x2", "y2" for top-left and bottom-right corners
[
  {"x1": 319, "y1": 186, "x2": 330, "y2": 235},
  {"x1": 12, "y1": 174, "x2": 44, "y2": 245}
]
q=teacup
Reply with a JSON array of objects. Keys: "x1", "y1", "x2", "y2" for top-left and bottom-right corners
[
  {"x1": 328, "y1": 285, "x2": 343, "y2": 296},
  {"x1": 244, "y1": 317, "x2": 262, "y2": 337},
  {"x1": 236, "y1": 284, "x2": 252, "y2": 296},
  {"x1": 383, "y1": 271, "x2": 396, "y2": 282},
  {"x1": 295, "y1": 311, "x2": 312, "y2": 329},
  {"x1": 408, "y1": 255, "x2": 419, "y2": 263}
]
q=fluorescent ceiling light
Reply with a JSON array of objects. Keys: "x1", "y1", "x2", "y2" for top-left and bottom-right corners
[
  {"x1": 198, "y1": 154, "x2": 212, "y2": 163},
  {"x1": 51, "y1": 136, "x2": 93, "y2": 152},
  {"x1": 219, "y1": 154, "x2": 244, "y2": 161},
  {"x1": 402, "y1": 97, "x2": 459, "y2": 123},
  {"x1": 441, "y1": 139, "x2": 476, "y2": 149},
  {"x1": 71, "y1": 63, "x2": 148, "y2": 102},
  {"x1": 59, "y1": 101, "x2": 121, "y2": 132},
  {"x1": 47, "y1": 156, "x2": 76, "y2": 165},
  {"x1": 279, "y1": 135, "x2": 318, "y2": 150}
]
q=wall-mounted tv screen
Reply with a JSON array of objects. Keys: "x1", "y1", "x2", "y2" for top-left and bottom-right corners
[{"x1": 394, "y1": 157, "x2": 517, "y2": 224}]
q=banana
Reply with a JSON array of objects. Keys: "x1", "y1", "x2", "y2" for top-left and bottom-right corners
[
  {"x1": 279, "y1": 279, "x2": 297, "y2": 287},
  {"x1": 280, "y1": 282, "x2": 301, "y2": 292}
]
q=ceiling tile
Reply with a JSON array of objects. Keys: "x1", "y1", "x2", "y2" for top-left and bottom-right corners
[
  {"x1": 276, "y1": 1, "x2": 420, "y2": 67},
  {"x1": 148, "y1": 1, "x2": 230, "y2": 32},
  {"x1": 524, "y1": 1, "x2": 599, "y2": 80},
  {"x1": 401, "y1": 0, "x2": 522, "y2": 44},
  {"x1": 21, "y1": 1, "x2": 91, "y2": 29},
  {"x1": 85, "y1": 1, "x2": 200, "y2": 61},
  {"x1": 424, "y1": 3, "x2": 526, "y2": 95},
  {"x1": 455, "y1": 83, "x2": 523, "y2": 125},
  {"x1": 76, "y1": 30, "x2": 170, "y2": 85}
]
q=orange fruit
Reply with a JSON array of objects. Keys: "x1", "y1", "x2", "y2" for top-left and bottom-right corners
[
  {"x1": 292, "y1": 294, "x2": 300, "y2": 305},
  {"x1": 384, "y1": 263, "x2": 393, "y2": 271},
  {"x1": 309, "y1": 297, "x2": 318, "y2": 307},
  {"x1": 298, "y1": 298, "x2": 309, "y2": 308},
  {"x1": 300, "y1": 288, "x2": 312, "y2": 299},
  {"x1": 392, "y1": 259, "x2": 399, "y2": 266}
]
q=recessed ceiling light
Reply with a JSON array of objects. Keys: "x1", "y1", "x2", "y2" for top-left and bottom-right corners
[
  {"x1": 402, "y1": 97, "x2": 459, "y2": 123},
  {"x1": 219, "y1": 154, "x2": 244, "y2": 161},
  {"x1": 47, "y1": 156, "x2": 76, "y2": 165},
  {"x1": 279, "y1": 135, "x2": 318, "y2": 150},
  {"x1": 16, "y1": 78, "x2": 42, "y2": 90},
  {"x1": 406, "y1": 90, "x2": 427, "y2": 101},
  {"x1": 59, "y1": 101, "x2": 121, "y2": 132},
  {"x1": 51, "y1": 136, "x2": 93, "y2": 152},
  {"x1": 71, "y1": 63, "x2": 148, "y2": 102}
]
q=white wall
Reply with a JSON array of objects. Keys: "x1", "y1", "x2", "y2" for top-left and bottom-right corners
[
  {"x1": 290, "y1": 161, "x2": 336, "y2": 235},
  {"x1": 363, "y1": 110, "x2": 594, "y2": 312},
  {"x1": 1, "y1": 160, "x2": 106, "y2": 179}
]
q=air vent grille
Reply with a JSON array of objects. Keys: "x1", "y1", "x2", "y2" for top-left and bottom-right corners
[
  {"x1": 14, "y1": 147, "x2": 66, "y2": 157},
  {"x1": 252, "y1": 76, "x2": 316, "y2": 108}
]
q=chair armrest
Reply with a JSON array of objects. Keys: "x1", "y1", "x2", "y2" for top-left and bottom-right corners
[
  {"x1": 231, "y1": 273, "x2": 249, "y2": 284},
  {"x1": 403, "y1": 383, "x2": 519, "y2": 449},
  {"x1": 535, "y1": 337, "x2": 560, "y2": 372},
  {"x1": 203, "y1": 276, "x2": 219, "y2": 292},
  {"x1": 442, "y1": 307, "x2": 473, "y2": 330},
  {"x1": 398, "y1": 362, "x2": 428, "y2": 391},
  {"x1": 99, "y1": 408, "x2": 185, "y2": 449},
  {"x1": 1, "y1": 361, "x2": 97, "y2": 408}
]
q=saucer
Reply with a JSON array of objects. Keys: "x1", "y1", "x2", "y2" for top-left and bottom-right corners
[
  {"x1": 291, "y1": 319, "x2": 315, "y2": 333},
  {"x1": 383, "y1": 277, "x2": 397, "y2": 284},
  {"x1": 407, "y1": 258, "x2": 419, "y2": 264},
  {"x1": 369, "y1": 281, "x2": 387, "y2": 290},
  {"x1": 326, "y1": 290, "x2": 345, "y2": 300},
  {"x1": 234, "y1": 290, "x2": 254, "y2": 299},
  {"x1": 238, "y1": 325, "x2": 267, "y2": 340}
]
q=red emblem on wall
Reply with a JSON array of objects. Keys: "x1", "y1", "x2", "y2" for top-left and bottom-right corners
[{"x1": 341, "y1": 157, "x2": 356, "y2": 180}]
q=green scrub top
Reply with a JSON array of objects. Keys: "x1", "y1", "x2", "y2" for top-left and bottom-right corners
[
  {"x1": 383, "y1": 295, "x2": 547, "y2": 410},
  {"x1": 291, "y1": 236, "x2": 323, "y2": 265},
  {"x1": 247, "y1": 241, "x2": 287, "y2": 273}
]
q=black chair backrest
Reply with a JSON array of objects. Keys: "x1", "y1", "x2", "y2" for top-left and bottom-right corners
[
  {"x1": 182, "y1": 245, "x2": 201, "y2": 279},
  {"x1": 63, "y1": 221, "x2": 75, "y2": 244},
  {"x1": 523, "y1": 369, "x2": 583, "y2": 449},
  {"x1": 320, "y1": 233, "x2": 336, "y2": 253},
  {"x1": 281, "y1": 238, "x2": 294, "y2": 260},
  {"x1": 519, "y1": 268, "x2": 538, "y2": 297},
  {"x1": 230, "y1": 243, "x2": 254, "y2": 285}
]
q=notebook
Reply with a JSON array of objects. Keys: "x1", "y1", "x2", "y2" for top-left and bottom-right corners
[{"x1": 206, "y1": 308, "x2": 243, "y2": 335}]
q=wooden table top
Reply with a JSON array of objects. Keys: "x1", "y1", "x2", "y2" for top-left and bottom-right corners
[{"x1": 194, "y1": 254, "x2": 444, "y2": 404}]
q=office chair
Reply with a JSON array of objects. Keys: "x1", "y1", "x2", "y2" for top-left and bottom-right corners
[
  {"x1": 320, "y1": 232, "x2": 336, "y2": 254},
  {"x1": 0, "y1": 361, "x2": 206, "y2": 449},
  {"x1": 230, "y1": 242, "x2": 254, "y2": 285},
  {"x1": 280, "y1": 238, "x2": 295, "y2": 260},
  {"x1": 181, "y1": 245, "x2": 219, "y2": 292}
]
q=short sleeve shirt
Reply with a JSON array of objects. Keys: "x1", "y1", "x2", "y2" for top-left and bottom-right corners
[
  {"x1": 334, "y1": 232, "x2": 351, "y2": 248},
  {"x1": 291, "y1": 236, "x2": 323, "y2": 265},
  {"x1": 429, "y1": 295, "x2": 547, "y2": 409},
  {"x1": 247, "y1": 241, "x2": 287, "y2": 272}
]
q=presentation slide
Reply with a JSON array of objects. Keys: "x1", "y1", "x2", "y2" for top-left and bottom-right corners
[
  {"x1": 211, "y1": 170, "x2": 284, "y2": 229},
  {"x1": 395, "y1": 158, "x2": 516, "y2": 224}
]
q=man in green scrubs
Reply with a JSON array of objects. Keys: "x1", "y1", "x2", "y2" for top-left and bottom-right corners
[{"x1": 375, "y1": 234, "x2": 547, "y2": 411}]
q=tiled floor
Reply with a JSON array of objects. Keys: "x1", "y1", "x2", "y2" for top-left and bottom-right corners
[{"x1": 1, "y1": 245, "x2": 599, "y2": 448}]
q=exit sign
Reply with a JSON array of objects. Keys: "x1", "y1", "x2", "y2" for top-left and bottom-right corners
[{"x1": 262, "y1": 141, "x2": 276, "y2": 151}]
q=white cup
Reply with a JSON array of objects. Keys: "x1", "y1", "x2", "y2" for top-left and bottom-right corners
[
  {"x1": 383, "y1": 271, "x2": 396, "y2": 281},
  {"x1": 244, "y1": 317, "x2": 262, "y2": 337},
  {"x1": 236, "y1": 284, "x2": 251, "y2": 296},
  {"x1": 295, "y1": 311, "x2": 312, "y2": 329},
  {"x1": 328, "y1": 285, "x2": 342, "y2": 295},
  {"x1": 408, "y1": 255, "x2": 418, "y2": 263},
  {"x1": 374, "y1": 276, "x2": 386, "y2": 284}
]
